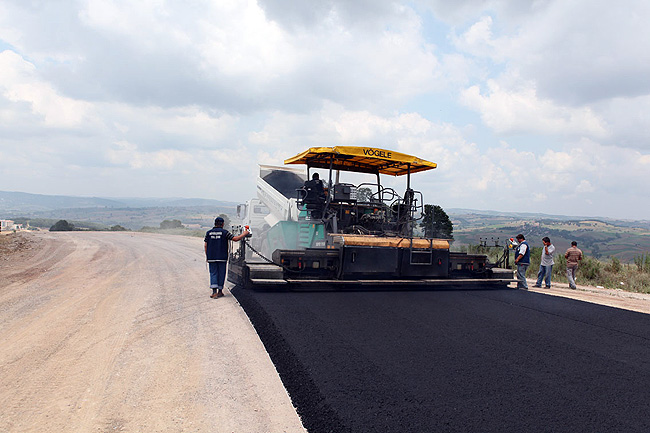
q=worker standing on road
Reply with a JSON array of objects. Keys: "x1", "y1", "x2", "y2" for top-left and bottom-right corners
[
  {"x1": 534, "y1": 237, "x2": 555, "y2": 288},
  {"x1": 564, "y1": 241, "x2": 583, "y2": 290},
  {"x1": 514, "y1": 234, "x2": 530, "y2": 290},
  {"x1": 204, "y1": 217, "x2": 249, "y2": 299}
]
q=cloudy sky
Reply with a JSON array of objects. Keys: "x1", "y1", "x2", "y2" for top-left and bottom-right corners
[{"x1": 1, "y1": 0, "x2": 649, "y2": 220}]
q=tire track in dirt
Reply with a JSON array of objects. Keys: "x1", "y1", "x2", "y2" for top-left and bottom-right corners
[{"x1": 0, "y1": 234, "x2": 147, "y2": 432}]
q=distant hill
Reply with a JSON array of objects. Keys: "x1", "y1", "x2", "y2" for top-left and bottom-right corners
[
  {"x1": 3, "y1": 191, "x2": 649, "y2": 260},
  {"x1": 447, "y1": 208, "x2": 650, "y2": 230},
  {"x1": 0, "y1": 190, "x2": 238, "y2": 230},
  {"x1": 0, "y1": 191, "x2": 124, "y2": 212},
  {"x1": 0, "y1": 191, "x2": 237, "y2": 213},
  {"x1": 103, "y1": 197, "x2": 238, "y2": 208},
  {"x1": 447, "y1": 210, "x2": 650, "y2": 262}
]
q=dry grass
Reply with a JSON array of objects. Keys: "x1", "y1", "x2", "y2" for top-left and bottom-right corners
[{"x1": 526, "y1": 247, "x2": 650, "y2": 294}]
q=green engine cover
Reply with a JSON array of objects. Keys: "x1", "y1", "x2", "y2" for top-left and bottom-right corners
[{"x1": 263, "y1": 220, "x2": 326, "y2": 256}]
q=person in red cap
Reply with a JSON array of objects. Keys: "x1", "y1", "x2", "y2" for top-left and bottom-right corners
[{"x1": 204, "y1": 216, "x2": 249, "y2": 298}]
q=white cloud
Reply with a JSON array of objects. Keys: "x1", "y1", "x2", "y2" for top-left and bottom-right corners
[
  {"x1": 575, "y1": 180, "x2": 594, "y2": 194},
  {"x1": 1, "y1": 0, "x2": 650, "y2": 219},
  {"x1": 0, "y1": 0, "x2": 444, "y2": 113},
  {"x1": 0, "y1": 50, "x2": 91, "y2": 127},
  {"x1": 444, "y1": 1, "x2": 650, "y2": 150},
  {"x1": 259, "y1": 0, "x2": 403, "y2": 30},
  {"x1": 452, "y1": 15, "x2": 496, "y2": 58},
  {"x1": 192, "y1": 2, "x2": 295, "y2": 79},
  {"x1": 592, "y1": 94, "x2": 650, "y2": 150},
  {"x1": 106, "y1": 141, "x2": 205, "y2": 170},
  {"x1": 532, "y1": 193, "x2": 547, "y2": 202},
  {"x1": 98, "y1": 139, "x2": 254, "y2": 196},
  {"x1": 460, "y1": 77, "x2": 608, "y2": 138},
  {"x1": 510, "y1": 1, "x2": 650, "y2": 105}
]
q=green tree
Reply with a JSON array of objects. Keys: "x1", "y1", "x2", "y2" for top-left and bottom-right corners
[
  {"x1": 591, "y1": 244, "x2": 601, "y2": 259},
  {"x1": 420, "y1": 204, "x2": 453, "y2": 239},
  {"x1": 160, "y1": 219, "x2": 183, "y2": 229},
  {"x1": 634, "y1": 254, "x2": 650, "y2": 272},
  {"x1": 49, "y1": 220, "x2": 75, "y2": 231},
  {"x1": 110, "y1": 225, "x2": 128, "y2": 231},
  {"x1": 357, "y1": 187, "x2": 372, "y2": 202}
]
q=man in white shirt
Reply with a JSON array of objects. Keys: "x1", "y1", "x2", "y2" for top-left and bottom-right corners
[
  {"x1": 533, "y1": 237, "x2": 555, "y2": 288},
  {"x1": 514, "y1": 234, "x2": 530, "y2": 290}
]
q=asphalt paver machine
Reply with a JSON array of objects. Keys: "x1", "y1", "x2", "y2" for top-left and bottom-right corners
[{"x1": 228, "y1": 146, "x2": 515, "y2": 289}]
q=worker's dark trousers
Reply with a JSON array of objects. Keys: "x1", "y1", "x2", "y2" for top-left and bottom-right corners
[{"x1": 208, "y1": 261, "x2": 227, "y2": 288}]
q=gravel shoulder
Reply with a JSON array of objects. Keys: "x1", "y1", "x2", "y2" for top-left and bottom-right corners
[
  {"x1": 525, "y1": 278, "x2": 650, "y2": 314},
  {"x1": 0, "y1": 231, "x2": 306, "y2": 433}
]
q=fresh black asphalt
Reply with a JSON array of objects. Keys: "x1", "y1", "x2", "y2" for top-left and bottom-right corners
[{"x1": 232, "y1": 286, "x2": 650, "y2": 433}]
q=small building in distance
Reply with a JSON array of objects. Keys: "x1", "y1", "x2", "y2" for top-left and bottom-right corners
[{"x1": 0, "y1": 220, "x2": 24, "y2": 232}]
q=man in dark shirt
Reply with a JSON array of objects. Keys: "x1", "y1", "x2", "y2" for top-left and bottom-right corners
[
  {"x1": 204, "y1": 217, "x2": 249, "y2": 298},
  {"x1": 304, "y1": 172, "x2": 325, "y2": 198},
  {"x1": 303, "y1": 172, "x2": 326, "y2": 218}
]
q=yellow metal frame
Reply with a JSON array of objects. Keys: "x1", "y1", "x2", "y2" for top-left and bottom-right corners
[{"x1": 284, "y1": 146, "x2": 436, "y2": 176}]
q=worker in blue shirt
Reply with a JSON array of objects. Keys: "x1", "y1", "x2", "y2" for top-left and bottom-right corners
[{"x1": 204, "y1": 217, "x2": 249, "y2": 298}]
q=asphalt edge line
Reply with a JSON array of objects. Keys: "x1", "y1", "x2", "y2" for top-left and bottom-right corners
[{"x1": 231, "y1": 286, "x2": 352, "y2": 433}]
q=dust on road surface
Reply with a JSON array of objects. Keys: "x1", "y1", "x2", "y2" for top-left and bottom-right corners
[{"x1": 0, "y1": 231, "x2": 306, "y2": 433}]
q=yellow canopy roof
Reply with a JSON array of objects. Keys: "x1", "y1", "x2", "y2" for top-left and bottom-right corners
[{"x1": 284, "y1": 146, "x2": 437, "y2": 176}]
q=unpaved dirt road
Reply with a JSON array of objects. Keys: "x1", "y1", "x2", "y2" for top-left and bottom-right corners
[{"x1": 0, "y1": 231, "x2": 306, "y2": 433}]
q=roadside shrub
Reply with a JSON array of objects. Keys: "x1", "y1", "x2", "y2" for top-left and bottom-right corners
[
  {"x1": 628, "y1": 271, "x2": 650, "y2": 293},
  {"x1": 460, "y1": 243, "x2": 650, "y2": 293},
  {"x1": 633, "y1": 254, "x2": 650, "y2": 273},
  {"x1": 604, "y1": 257, "x2": 622, "y2": 274},
  {"x1": 552, "y1": 254, "x2": 566, "y2": 279},
  {"x1": 579, "y1": 256, "x2": 602, "y2": 281},
  {"x1": 160, "y1": 219, "x2": 183, "y2": 229},
  {"x1": 49, "y1": 220, "x2": 75, "y2": 231}
]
